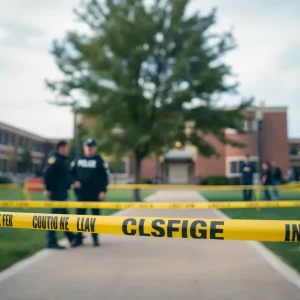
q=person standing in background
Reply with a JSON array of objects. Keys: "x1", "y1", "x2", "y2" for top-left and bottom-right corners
[
  {"x1": 240, "y1": 154, "x2": 256, "y2": 201},
  {"x1": 261, "y1": 162, "x2": 272, "y2": 200},
  {"x1": 287, "y1": 167, "x2": 295, "y2": 183},
  {"x1": 271, "y1": 161, "x2": 282, "y2": 200}
]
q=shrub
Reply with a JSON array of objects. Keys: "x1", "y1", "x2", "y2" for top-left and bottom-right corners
[
  {"x1": 228, "y1": 176, "x2": 241, "y2": 185},
  {"x1": 0, "y1": 176, "x2": 13, "y2": 184},
  {"x1": 199, "y1": 175, "x2": 229, "y2": 185},
  {"x1": 140, "y1": 178, "x2": 153, "y2": 184}
]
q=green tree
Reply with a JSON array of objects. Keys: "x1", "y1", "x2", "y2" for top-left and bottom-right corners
[
  {"x1": 21, "y1": 150, "x2": 33, "y2": 173},
  {"x1": 47, "y1": 0, "x2": 251, "y2": 201}
]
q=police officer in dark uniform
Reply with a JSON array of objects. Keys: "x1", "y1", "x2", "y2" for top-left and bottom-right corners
[
  {"x1": 43, "y1": 140, "x2": 75, "y2": 249},
  {"x1": 239, "y1": 154, "x2": 256, "y2": 201},
  {"x1": 70, "y1": 138, "x2": 109, "y2": 247}
]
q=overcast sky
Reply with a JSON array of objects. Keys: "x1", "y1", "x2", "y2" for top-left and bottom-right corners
[{"x1": 0, "y1": 0, "x2": 299, "y2": 138}]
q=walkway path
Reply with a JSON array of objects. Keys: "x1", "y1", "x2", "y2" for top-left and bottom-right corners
[{"x1": 0, "y1": 190, "x2": 300, "y2": 300}]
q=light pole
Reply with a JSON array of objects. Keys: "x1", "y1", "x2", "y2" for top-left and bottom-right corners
[
  {"x1": 75, "y1": 113, "x2": 83, "y2": 157},
  {"x1": 184, "y1": 120, "x2": 195, "y2": 184},
  {"x1": 155, "y1": 154, "x2": 160, "y2": 184},
  {"x1": 255, "y1": 106, "x2": 263, "y2": 179}
]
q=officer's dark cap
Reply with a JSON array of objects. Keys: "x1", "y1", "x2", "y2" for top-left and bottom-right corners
[
  {"x1": 84, "y1": 138, "x2": 96, "y2": 147},
  {"x1": 56, "y1": 140, "x2": 68, "y2": 150}
]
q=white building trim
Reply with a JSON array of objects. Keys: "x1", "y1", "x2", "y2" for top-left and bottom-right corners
[
  {"x1": 0, "y1": 145, "x2": 14, "y2": 151},
  {"x1": 248, "y1": 106, "x2": 287, "y2": 113}
]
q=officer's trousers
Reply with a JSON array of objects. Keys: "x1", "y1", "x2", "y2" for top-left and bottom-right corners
[
  {"x1": 76, "y1": 198, "x2": 101, "y2": 242},
  {"x1": 242, "y1": 180, "x2": 253, "y2": 201},
  {"x1": 47, "y1": 196, "x2": 75, "y2": 246}
]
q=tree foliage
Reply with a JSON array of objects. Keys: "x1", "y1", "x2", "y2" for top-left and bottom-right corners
[
  {"x1": 21, "y1": 150, "x2": 33, "y2": 173},
  {"x1": 47, "y1": 0, "x2": 251, "y2": 200}
]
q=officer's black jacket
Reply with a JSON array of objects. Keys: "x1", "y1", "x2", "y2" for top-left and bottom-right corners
[
  {"x1": 43, "y1": 152, "x2": 71, "y2": 196},
  {"x1": 272, "y1": 166, "x2": 282, "y2": 181},
  {"x1": 70, "y1": 155, "x2": 109, "y2": 198},
  {"x1": 239, "y1": 161, "x2": 256, "y2": 184}
]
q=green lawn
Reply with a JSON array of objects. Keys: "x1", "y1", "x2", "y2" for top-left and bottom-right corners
[
  {"x1": 0, "y1": 187, "x2": 152, "y2": 271},
  {"x1": 201, "y1": 189, "x2": 300, "y2": 273}
]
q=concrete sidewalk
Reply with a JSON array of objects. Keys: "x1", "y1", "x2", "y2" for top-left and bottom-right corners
[{"x1": 0, "y1": 190, "x2": 300, "y2": 300}]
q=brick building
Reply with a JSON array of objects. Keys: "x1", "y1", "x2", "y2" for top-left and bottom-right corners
[
  {"x1": 289, "y1": 138, "x2": 300, "y2": 176},
  {"x1": 0, "y1": 122, "x2": 58, "y2": 177},
  {"x1": 1, "y1": 105, "x2": 298, "y2": 184},
  {"x1": 88, "y1": 106, "x2": 298, "y2": 184}
]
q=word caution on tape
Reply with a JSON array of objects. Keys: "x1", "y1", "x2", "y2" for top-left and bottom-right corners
[
  {"x1": 0, "y1": 211, "x2": 300, "y2": 242},
  {"x1": 1, "y1": 200, "x2": 300, "y2": 209}
]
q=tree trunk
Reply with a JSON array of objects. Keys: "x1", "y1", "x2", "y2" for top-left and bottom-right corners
[{"x1": 133, "y1": 154, "x2": 142, "y2": 202}]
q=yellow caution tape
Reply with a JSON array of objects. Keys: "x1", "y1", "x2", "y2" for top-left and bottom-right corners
[
  {"x1": 20, "y1": 183, "x2": 300, "y2": 191},
  {"x1": 23, "y1": 183, "x2": 249, "y2": 190},
  {"x1": 1, "y1": 182, "x2": 299, "y2": 190},
  {"x1": 0, "y1": 211, "x2": 299, "y2": 242},
  {"x1": 1, "y1": 200, "x2": 300, "y2": 209}
]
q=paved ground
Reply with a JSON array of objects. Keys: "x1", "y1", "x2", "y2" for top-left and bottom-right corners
[{"x1": 1, "y1": 190, "x2": 300, "y2": 300}]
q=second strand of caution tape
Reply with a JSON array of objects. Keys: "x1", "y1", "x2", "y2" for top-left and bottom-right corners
[
  {"x1": 0, "y1": 211, "x2": 300, "y2": 242},
  {"x1": 1, "y1": 200, "x2": 300, "y2": 209}
]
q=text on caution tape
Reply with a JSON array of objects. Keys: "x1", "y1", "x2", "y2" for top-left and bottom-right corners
[{"x1": 1, "y1": 212, "x2": 300, "y2": 242}]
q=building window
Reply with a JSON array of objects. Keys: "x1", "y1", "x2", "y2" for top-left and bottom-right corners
[
  {"x1": 244, "y1": 119, "x2": 257, "y2": 132},
  {"x1": 24, "y1": 138, "x2": 29, "y2": 150},
  {"x1": 2, "y1": 159, "x2": 7, "y2": 172},
  {"x1": 227, "y1": 156, "x2": 258, "y2": 176},
  {"x1": 18, "y1": 137, "x2": 24, "y2": 148},
  {"x1": 290, "y1": 144, "x2": 300, "y2": 156},
  {"x1": 19, "y1": 137, "x2": 28, "y2": 150},
  {"x1": 3, "y1": 132, "x2": 9, "y2": 145},
  {"x1": 34, "y1": 142, "x2": 42, "y2": 152},
  {"x1": 229, "y1": 161, "x2": 243, "y2": 174},
  {"x1": 0, "y1": 159, "x2": 7, "y2": 173},
  {"x1": 9, "y1": 134, "x2": 14, "y2": 146}
]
